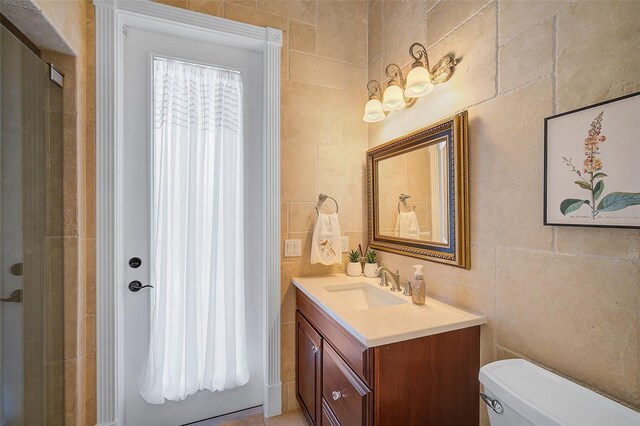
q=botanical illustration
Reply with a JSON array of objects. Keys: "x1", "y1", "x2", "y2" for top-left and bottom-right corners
[{"x1": 560, "y1": 111, "x2": 640, "y2": 218}]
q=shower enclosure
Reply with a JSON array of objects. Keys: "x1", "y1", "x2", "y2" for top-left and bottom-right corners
[{"x1": 0, "y1": 22, "x2": 64, "y2": 425}]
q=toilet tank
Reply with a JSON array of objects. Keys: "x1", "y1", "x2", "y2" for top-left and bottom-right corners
[{"x1": 479, "y1": 359, "x2": 640, "y2": 426}]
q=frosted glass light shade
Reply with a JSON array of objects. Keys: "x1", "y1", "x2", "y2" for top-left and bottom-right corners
[
  {"x1": 363, "y1": 99, "x2": 385, "y2": 122},
  {"x1": 405, "y1": 66, "x2": 434, "y2": 98},
  {"x1": 382, "y1": 84, "x2": 406, "y2": 111}
]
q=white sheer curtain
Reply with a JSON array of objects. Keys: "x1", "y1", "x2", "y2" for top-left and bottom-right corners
[{"x1": 140, "y1": 58, "x2": 249, "y2": 404}]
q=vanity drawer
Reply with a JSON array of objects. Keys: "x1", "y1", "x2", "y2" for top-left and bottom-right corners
[
  {"x1": 321, "y1": 399, "x2": 341, "y2": 426},
  {"x1": 322, "y1": 344, "x2": 371, "y2": 426},
  {"x1": 297, "y1": 290, "x2": 374, "y2": 386}
]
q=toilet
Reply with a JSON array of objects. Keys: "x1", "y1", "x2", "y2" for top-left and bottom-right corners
[{"x1": 479, "y1": 359, "x2": 640, "y2": 426}]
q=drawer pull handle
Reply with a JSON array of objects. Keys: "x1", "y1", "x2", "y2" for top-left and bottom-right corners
[
  {"x1": 312, "y1": 345, "x2": 319, "y2": 353},
  {"x1": 331, "y1": 391, "x2": 341, "y2": 401}
]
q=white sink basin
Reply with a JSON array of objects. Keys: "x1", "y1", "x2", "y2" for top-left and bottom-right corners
[{"x1": 323, "y1": 282, "x2": 407, "y2": 310}]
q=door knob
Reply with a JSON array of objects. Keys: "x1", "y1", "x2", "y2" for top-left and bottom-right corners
[
  {"x1": 0, "y1": 289, "x2": 23, "y2": 303},
  {"x1": 128, "y1": 281, "x2": 153, "y2": 292}
]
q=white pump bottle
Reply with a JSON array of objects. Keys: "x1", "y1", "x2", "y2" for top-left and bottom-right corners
[{"x1": 411, "y1": 264, "x2": 426, "y2": 305}]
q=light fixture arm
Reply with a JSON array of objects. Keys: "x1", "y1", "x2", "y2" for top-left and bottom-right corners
[
  {"x1": 409, "y1": 42, "x2": 430, "y2": 71},
  {"x1": 385, "y1": 63, "x2": 406, "y2": 87},
  {"x1": 367, "y1": 80, "x2": 383, "y2": 100}
]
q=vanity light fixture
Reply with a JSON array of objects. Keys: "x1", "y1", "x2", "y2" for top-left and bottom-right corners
[
  {"x1": 363, "y1": 42, "x2": 459, "y2": 122},
  {"x1": 363, "y1": 81, "x2": 386, "y2": 123}
]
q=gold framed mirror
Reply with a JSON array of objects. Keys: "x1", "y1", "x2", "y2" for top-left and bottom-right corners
[{"x1": 366, "y1": 111, "x2": 470, "y2": 268}]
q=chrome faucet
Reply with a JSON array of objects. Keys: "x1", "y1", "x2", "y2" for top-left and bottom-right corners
[{"x1": 376, "y1": 267, "x2": 401, "y2": 292}]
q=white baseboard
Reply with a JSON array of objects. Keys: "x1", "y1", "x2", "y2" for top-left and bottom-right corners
[{"x1": 263, "y1": 383, "x2": 282, "y2": 418}]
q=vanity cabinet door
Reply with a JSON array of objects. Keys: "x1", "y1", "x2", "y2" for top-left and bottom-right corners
[
  {"x1": 296, "y1": 311, "x2": 322, "y2": 425},
  {"x1": 322, "y1": 344, "x2": 371, "y2": 426}
]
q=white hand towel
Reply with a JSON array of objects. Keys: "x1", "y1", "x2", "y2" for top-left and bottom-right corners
[
  {"x1": 394, "y1": 211, "x2": 420, "y2": 239},
  {"x1": 310, "y1": 213, "x2": 342, "y2": 265}
]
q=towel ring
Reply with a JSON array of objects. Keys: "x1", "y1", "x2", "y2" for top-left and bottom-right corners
[
  {"x1": 398, "y1": 193, "x2": 415, "y2": 213},
  {"x1": 316, "y1": 193, "x2": 339, "y2": 216}
]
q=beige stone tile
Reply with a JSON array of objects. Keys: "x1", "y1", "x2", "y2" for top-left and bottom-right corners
[
  {"x1": 86, "y1": 238, "x2": 96, "y2": 315},
  {"x1": 557, "y1": 1, "x2": 640, "y2": 112},
  {"x1": 289, "y1": 1, "x2": 317, "y2": 25},
  {"x1": 423, "y1": 2, "x2": 497, "y2": 113},
  {"x1": 281, "y1": 322, "x2": 296, "y2": 383},
  {"x1": 499, "y1": 0, "x2": 569, "y2": 44},
  {"x1": 368, "y1": 0, "x2": 382, "y2": 65},
  {"x1": 155, "y1": 0, "x2": 188, "y2": 8},
  {"x1": 228, "y1": 0, "x2": 257, "y2": 8},
  {"x1": 281, "y1": 143, "x2": 317, "y2": 201},
  {"x1": 289, "y1": 202, "x2": 316, "y2": 233},
  {"x1": 368, "y1": 55, "x2": 383, "y2": 88},
  {"x1": 317, "y1": 1, "x2": 368, "y2": 66},
  {"x1": 45, "y1": 361, "x2": 65, "y2": 424},
  {"x1": 286, "y1": 383, "x2": 301, "y2": 412},
  {"x1": 382, "y1": 0, "x2": 402, "y2": 16},
  {"x1": 64, "y1": 359, "x2": 78, "y2": 426},
  {"x1": 556, "y1": 228, "x2": 640, "y2": 259},
  {"x1": 280, "y1": 384, "x2": 289, "y2": 416},
  {"x1": 343, "y1": 119, "x2": 368, "y2": 148},
  {"x1": 317, "y1": 146, "x2": 367, "y2": 231},
  {"x1": 256, "y1": 0, "x2": 316, "y2": 25},
  {"x1": 221, "y1": 413, "x2": 265, "y2": 425},
  {"x1": 289, "y1": 51, "x2": 343, "y2": 89},
  {"x1": 85, "y1": 314, "x2": 96, "y2": 353},
  {"x1": 281, "y1": 206, "x2": 290, "y2": 264},
  {"x1": 467, "y1": 79, "x2": 554, "y2": 250},
  {"x1": 289, "y1": 21, "x2": 315, "y2": 54},
  {"x1": 427, "y1": 0, "x2": 491, "y2": 46},
  {"x1": 63, "y1": 112, "x2": 79, "y2": 237},
  {"x1": 500, "y1": 19, "x2": 553, "y2": 93},
  {"x1": 186, "y1": 0, "x2": 224, "y2": 17},
  {"x1": 342, "y1": 64, "x2": 368, "y2": 121},
  {"x1": 281, "y1": 288, "x2": 296, "y2": 326},
  {"x1": 382, "y1": 0, "x2": 427, "y2": 70},
  {"x1": 84, "y1": 353, "x2": 96, "y2": 426},
  {"x1": 265, "y1": 408, "x2": 306, "y2": 424},
  {"x1": 496, "y1": 247, "x2": 640, "y2": 407},
  {"x1": 63, "y1": 237, "x2": 80, "y2": 361},
  {"x1": 282, "y1": 81, "x2": 342, "y2": 145}
]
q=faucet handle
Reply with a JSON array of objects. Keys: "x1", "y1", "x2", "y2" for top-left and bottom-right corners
[
  {"x1": 379, "y1": 272, "x2": 389, "y2": 287},
  {"x1": 403, "y1": 279, "x2": 413, "y2": 296}
]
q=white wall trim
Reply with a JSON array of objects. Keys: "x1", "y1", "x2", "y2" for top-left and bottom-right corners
[{"x1": 94, "y1": 1, "x2": 282, "y2": 424}]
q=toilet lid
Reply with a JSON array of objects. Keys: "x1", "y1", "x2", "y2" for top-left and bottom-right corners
[{"x1": 479, "y1": 359, "x2": 640, "y2": 426}]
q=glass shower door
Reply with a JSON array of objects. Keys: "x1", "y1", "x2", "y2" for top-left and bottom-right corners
[{"x1": 0, "y1": 23, "x2": 64, "y2": 426}]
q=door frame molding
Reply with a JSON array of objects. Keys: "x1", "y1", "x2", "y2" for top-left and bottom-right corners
[{"x1": 94, "y1": 2, "x2": 282, "y2": 424}]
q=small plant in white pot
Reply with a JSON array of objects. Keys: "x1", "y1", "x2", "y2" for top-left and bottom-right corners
[
  {"x1": 346, "y1": 249, "x2": 362, "y2": 277},
  {"x1": 363, "y1": 249, "x2": 378, "y2": 278}
]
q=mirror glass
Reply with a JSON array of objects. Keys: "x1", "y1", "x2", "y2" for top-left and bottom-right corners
[
  {"x1": 376, "y1": 141, "x2": 449, "y2": 243},
  {"x1": 367, "y1": 111, "x2": 469, "y2": 268}
]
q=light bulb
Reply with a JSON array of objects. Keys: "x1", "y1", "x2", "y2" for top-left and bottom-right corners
[
  {"x1": 405, "y1": 65, "x2": 434, "y2": 98},
  {"x1": 363, "y1": 99, "x2": 385, "y2": 122},
  {"x1": 382, "y1": 84, "x2": 406, "y2": 111}
]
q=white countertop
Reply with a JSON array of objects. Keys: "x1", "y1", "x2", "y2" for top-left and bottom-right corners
[{"x1": 292, "y1": 273, "x2": 487, "y2": 347}]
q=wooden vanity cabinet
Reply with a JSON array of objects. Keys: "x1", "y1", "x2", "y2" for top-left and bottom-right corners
[{"x1": 295, "y1": 289, "x2": 481, "y2": 426}]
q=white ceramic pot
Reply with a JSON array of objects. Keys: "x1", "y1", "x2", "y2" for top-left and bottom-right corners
[
  {"x1": 347, "y1": 262, "x2": 362, "y2": 277},
  {"x1": 364, "y1": 262, "x2": 378, "y2": 278}
]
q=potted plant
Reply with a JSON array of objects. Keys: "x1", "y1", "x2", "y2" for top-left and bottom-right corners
[
  {"x1": 363, "y1": 249, "x2": 378, "y2": 278},
  {"x1": 346, "y1": 249, "x2": 362, "y2": 277}
]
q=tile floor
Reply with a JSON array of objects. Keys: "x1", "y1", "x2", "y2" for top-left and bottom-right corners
[{"x1": 220, "y1": 411, "x2": 307, "y2": 426}]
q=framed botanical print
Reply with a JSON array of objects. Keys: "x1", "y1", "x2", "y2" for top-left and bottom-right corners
[{"x1": 544, "y1": 92, "x2": 640, "y2": 228}]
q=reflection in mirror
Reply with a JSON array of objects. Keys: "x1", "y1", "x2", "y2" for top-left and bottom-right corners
[
  {"x1": 376, "y1": 141, "x2": 449, "y2": 243},
  {"x1": 367, "y1": 111, "x2": 469, "y2": 268}
]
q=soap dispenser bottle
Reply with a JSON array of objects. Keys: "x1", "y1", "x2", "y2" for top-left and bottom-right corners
[{"x1": 411, "y1": 265, "x2": 426, "y2": 305}]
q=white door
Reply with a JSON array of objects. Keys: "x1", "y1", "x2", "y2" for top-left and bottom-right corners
[{"x1": 122, "y1": 26, "x2": 264, "y2": 426}]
